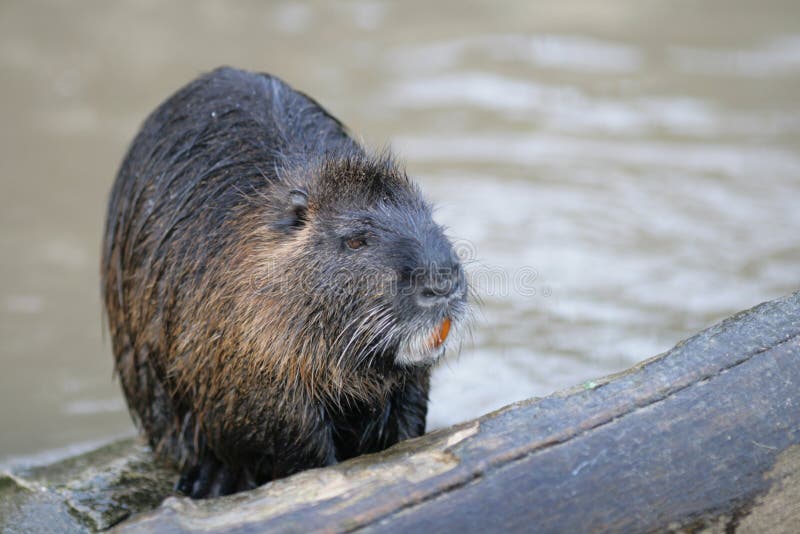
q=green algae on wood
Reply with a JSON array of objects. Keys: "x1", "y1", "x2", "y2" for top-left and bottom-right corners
[{"x1": 0, "y1": 440, "x2": 173, "y2": 532}]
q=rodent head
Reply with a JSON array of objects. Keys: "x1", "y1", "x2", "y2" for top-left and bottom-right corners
[{"x1": 269, "y1": 154, "x2": 469, "y2": 371}]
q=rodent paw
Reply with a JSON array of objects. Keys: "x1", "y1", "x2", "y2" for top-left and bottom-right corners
[{"x1": 175, "y1": 457, "x2": 241, "y2": 499}]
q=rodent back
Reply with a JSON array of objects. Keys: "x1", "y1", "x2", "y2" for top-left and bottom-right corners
[{"x1": 102, "y1": 67, "x2": 360, "y2": 332}]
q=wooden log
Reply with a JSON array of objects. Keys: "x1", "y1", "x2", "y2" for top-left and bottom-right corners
[
  {"x1": 114, "y1": 291, "x2": 800, "y2": 533},
  {"x1": 0, "y1": 439, "x2": 175, "y2": 532}
]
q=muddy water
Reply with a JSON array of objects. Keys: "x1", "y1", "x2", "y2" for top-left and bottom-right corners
[{"x1": 1, "y1": 1, "x2": 798, "y2": 464}]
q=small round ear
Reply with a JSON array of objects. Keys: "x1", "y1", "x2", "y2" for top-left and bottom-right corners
[
  {"x1": 289, "y1": 189, "x2": 308, "y2": 212},
  {"x1": 275, "y1": 188, "x2": 308, "y2": 231}
]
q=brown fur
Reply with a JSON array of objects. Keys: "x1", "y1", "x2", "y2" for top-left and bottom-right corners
[{"x1": 102, "y1": 67, "x2": 466, "y2": 497}]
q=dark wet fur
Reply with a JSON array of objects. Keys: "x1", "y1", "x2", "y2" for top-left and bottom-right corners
[{"x1": 102, "y1": 67, "x2": 466, "y2": 498}]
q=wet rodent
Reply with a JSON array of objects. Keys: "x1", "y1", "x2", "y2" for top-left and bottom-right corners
[{"x1": 102, "y1": 67, "x2": 469, "y2": 498}]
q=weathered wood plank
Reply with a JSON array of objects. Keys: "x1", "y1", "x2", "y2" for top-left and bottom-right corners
[{"x1": 114, "y1": 291, "x2": 800, "y2": 533}]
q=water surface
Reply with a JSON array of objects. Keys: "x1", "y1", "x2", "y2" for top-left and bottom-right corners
[{"x1": 1, "y1": 0, "x2": 798, "y2": 464}]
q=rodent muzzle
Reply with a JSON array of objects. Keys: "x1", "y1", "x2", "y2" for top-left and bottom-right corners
[{"x1": 413, "y1": 263, "x2": 466, "y2": 309}]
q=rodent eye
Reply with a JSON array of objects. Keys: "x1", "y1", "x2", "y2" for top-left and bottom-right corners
[{"x1": 345, "y1": 237, "x2": 367, "y2": 250}]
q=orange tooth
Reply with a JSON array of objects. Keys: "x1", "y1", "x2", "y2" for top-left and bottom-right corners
[{"x1": 430, "y1": 318, "x2": 451, "y2": 349}]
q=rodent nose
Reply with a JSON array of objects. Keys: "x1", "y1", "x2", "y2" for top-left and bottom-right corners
[{"x1": 415, "y1": 266, "x2": 462, "y2": 307}]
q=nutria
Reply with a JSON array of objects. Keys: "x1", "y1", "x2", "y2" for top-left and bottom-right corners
[{"x1": 101, "y1": 67, "x2": 469, "y2": 498}]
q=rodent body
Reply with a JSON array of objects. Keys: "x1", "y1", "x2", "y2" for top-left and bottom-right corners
[{"x1": 102, "y1": 67, "x2": 468, "y2": 498}]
